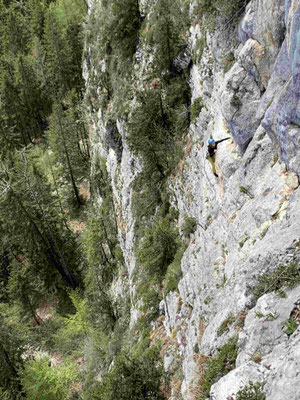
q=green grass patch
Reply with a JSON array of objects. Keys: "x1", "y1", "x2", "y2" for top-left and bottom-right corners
[
  {"x1": 217, "y1": 313, "x2": 236, "y2": 336},
  {"x1": 252, "y1": 262, "x2": 300, "y2": 300},
  {"x1": 190, "y1": 97, "x2": 204, "y2": 122},
  {"x1": 199, "y1": 336, "x2": 238, "y2": 399},
  {"x1": 284, "y1": 316, "x2": 299, "y2": 336},
  {"x1": 164, "y1": 243, "x2": 187, "y2": 293}
]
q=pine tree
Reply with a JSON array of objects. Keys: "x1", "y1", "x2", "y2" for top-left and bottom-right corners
[
  {"x1": 0, "y1": 151, "x2": 81, "y2": 289},
  {"x1": 0, "y1": 311, "x2": 26, "y2": 399},
  {"x1": 7, "y1": 258, "x2": 46, "y2": 325},
  {"x1": 146, "y1": 0, "x2": 189, "y2": 74},
  {"x1": 42, "y1": 2, "x2": 85, "y2": 97},
  {"x1": 48, "y1": 103, "x2": 85, "y2": 207}
]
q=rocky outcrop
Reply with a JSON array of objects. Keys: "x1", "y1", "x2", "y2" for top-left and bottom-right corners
[
  {"x1": 84, "y1": 0, "x2": 300, "y2": 398},
  {"x1": 159, "y1": 0, "x2": 300, "y2": 398}
]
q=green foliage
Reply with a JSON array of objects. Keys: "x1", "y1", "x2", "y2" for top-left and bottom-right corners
[
  {"x1": 0, "y1": 309, "x2": 26, "y2": 399},
  {"x1": 231, "y1": 93, "x2": 241, "y2": 107},
  {"x1": 252, "y1": 262, "x2": 300, "y2": 300},
  {"x1": 7, "y1": 260, "x2": 47, "y2": 324},
  {"x1": 164, "y1": 244, "x2": 187, "y2": 293},
  {"x1": 145, "y1": 0, "x2": 190, "y2": 74},
  {"x1": 181, "y1": 216, "x2": 197, "y2": 238},
  {"x1": 87, "y1": 345, "x2": 166, "y2": 400},
  {"x1": 0, "y1": 150, "x2": 81, "y2": 290},
  {"x1": 128, "y1": 78, "x2": 190, "y2": 239},
  {"x1": 55, "y1": 0, "x2": 87, "y2": 26},
  {"x1": 133, "y1": 211, "x2": 184, "y2": 323},
  {"x1": 128, "y1": 86, "x2": 188, "y2": 182},
  {"x1": 83, "y1": 221, "x2": 119, "y2": 329},
  {"x1": 98, "y1": 0, "x2": 141, "y2": 62},
  {"x1": 21, "y1": 355, "x2": 79, "y2": 400},
  {"x1": 48, "y1": 100, "x2": 89, "y2": 208},
  {"x1": 239, "y1": 186, "x2": 248, "y2": 194},
  {"x1": 194, "y1": 0, "x2": 249, "y2": 32},
  {"x1": 137, "y1": 216, "x2": 179, "y2": 279},
  {"x1": 217, "y1": 313, "x2": 236, "y2": 336},
  {"x1": 204, "y1": 296, "x2": 214, "y2": 305},
  {"x1": 83, "y1": 0, "x2": 141, "y2": 118},
  {"x1": 221, "y1": 52, "x2": 235, "y2": 73},
  {"x1": 0, "y1": 1, "x2": 90, "y2": 397},
  {"x1": 30, "y1": 317, "x2": 63, "y2": 353},
  {"x1": 236, "y1": 381, "x2": 266, "y2": 400},
  {"x1": 258, "y1": 132, "x2": 266, "y2": 141},
  {"x1": 54, "y1": 291, "x2": 92, "y2": 356},
  {"x1": 255, "y1": 311, "x2": 264, "y2": 318},
  {"x1": 82, "y1": 158, "x2": 124, "y2": 331},
  {"x1": 265, "y1": 312, "x2": 277, "y2": 321},
  {"x1": 43, "y1": 1, "x2": 85, "y2": 96},
  {"x1": 199, "y1": 336, "x2": 238, "y2": 399},
  {"x1": 190, "y1": 97, "x2": 204, "y2": 121},
  {"x1": 283, "y1": 316, "x2": 299, "y2": 336},
  {"x1": 193, "y1": 37, "x2": 206, "y2": 62}
]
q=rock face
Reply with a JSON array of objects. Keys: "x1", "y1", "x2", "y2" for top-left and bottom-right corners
[{"x1": 84, "y1": 0, "x2": 300, "y2": 398}]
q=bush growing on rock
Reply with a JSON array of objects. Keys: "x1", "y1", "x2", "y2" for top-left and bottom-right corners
[
  {"x1": 164, "y1": 243, "x2": 187, "y2": 293},
  {"x1": 236, "y1": 381, "x2": 266, "y2": 400},
  {"x1": 87, "y1": 347, "x2": 166, "y2": 400},
  {"x1": 252, "y1": 262, "x2": 300, "y2": 300},
  {"x1": 221, "y1": 52, "x2": 235, "y2": 73},
  {"x1": 199, "y1": 336, "x2": 238, "y2": 399},
  {"x1": 145, "y1": 0, "x2": 190, "y2": 74},
  {"x1": 181, "y1": 216, "x2": 197, "y2": 238}
]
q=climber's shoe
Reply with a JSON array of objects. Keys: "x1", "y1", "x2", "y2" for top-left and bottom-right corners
[{"x1": 214, "y1": 173, "x2": 218, "y2": 177}]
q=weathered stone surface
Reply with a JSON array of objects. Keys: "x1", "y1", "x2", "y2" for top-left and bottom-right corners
[
  {"x1": 220, "y1": 63, "x2": 261, "y2": 150},
  {"x1": 84, "y1": 0, "x2": 300, "y2": 399},
  {"x1": 210, "y1": 362, "x2": 264, "y2": 400},
  {"x1": 237, "y1": 287, "x2": 300, "y2": 366},
  {"x1": 260, "y1": 1, "x2": 300, "y2": 173},
  {"x1": 211, "y1": 328, "x2": 300, "y2": 400},
  {"x1": 163, "y1": 116, "x2": 300, "y2": 394},
  {"x1": 238, "y1": 38, "x2": 266, "y2": 91},
  {"x1": 264, "y1": 329, "x2": 300, "y2": 400}
]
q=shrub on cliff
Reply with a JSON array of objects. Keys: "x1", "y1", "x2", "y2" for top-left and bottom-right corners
[
  {"x1": 145, "y1": 0, "x2": 189, "y2": 73},
  {"x1": 87, "y1": 347, "x2": 166, "y2": 400},
  {"x1": 236, "y1": 381, "x2": 266, "y2": 400},
  {"x1": 137, "y1": 216, "x2": 179, "y2": 280},
  {"x1": 96, "y1": 0, "x2": 142, "y2": 61},
  {"x1": 252, "y1": 262, "x2": 300, "y2": 300},
  {"x1": 199, "y1": 336, "x2": 238, "y2": 399}
]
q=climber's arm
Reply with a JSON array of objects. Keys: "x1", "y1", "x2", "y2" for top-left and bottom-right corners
[{"x1": 215, "y1": 137, "x2": 230, "y2": 146}]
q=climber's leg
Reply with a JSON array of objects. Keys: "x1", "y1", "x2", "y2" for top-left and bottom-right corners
[{"x1": 208, "y1": 155, "x2": 218, "y2": 177}]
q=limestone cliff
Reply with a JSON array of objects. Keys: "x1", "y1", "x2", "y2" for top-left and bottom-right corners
[{"x1": 84, "y1": 0, "x2": 300, "y2": 398}]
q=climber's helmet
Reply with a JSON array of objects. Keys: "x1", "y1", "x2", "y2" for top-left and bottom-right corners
[{"x1": 208, "y1": 138, "x2": 215, "y2": 145}]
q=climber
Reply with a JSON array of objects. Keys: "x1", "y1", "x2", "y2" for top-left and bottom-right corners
[{"x1": 207, "y1": 137, "x2": 230, "y2": 177}]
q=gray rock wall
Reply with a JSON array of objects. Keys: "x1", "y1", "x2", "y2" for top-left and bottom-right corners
[
  {"x1": 84, "y1": 0, "x2": 300, "y2": 398},
  {"x1": 161, "y1": 0, "x2": 300, "y2": 398}
]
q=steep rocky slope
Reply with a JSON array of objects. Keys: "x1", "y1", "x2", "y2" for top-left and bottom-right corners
[{"x1": 84, "y1": 0, "x2": 300, "y2": 398}]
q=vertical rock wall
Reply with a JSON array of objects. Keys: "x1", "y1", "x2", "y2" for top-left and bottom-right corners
[
  {"x1": 84, "y1": 0, "x2": 300, "y2": 398},
  {"x1": 162, "y1": 1, "x2": 300, "y2": 398}
]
